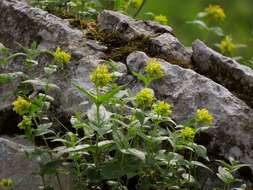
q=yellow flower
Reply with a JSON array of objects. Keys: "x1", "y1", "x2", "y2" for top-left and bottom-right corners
[
  {"x1": 195, "y1": 108, "x2": 213, "y2": 125},
  {"x1": 219, "y1": 36, "x2": 235, "y2": 55},
  {"x1": 180, "y1": 127, "x2": 196, "y2": 140},
  {"x1": 18, "y1": 116, "x2": 32, "y2": 129},
  {"x1": 154, "y1": 15, "x2": 168, "y2": 25},
  {"x1": 0, "y1": 178, "x2": 12, "y2": 188},
  {"x1": 152, "y1": 101, "x2": 172, "y2": 117},
  {"x1": 90, "y1": 64, "x2": 112, "y2": 87},
  {"x1": 12, "y1": 96, "x2": 31, "y2": 116},
  {"x1": 205, "y1": 4, "x2": 226, "y2": 21},
  {"x1": 54, "y1": 47, "x2": 71, "y2": 66},
  {"x1": 145, "y1": 59, "x2": 164, "y2": 79},
  {"x1": 135, "y1": 88, "x2": 154, "y2": 108},
  {"x1": 131, "y1": 0, "x2": 143, "y2": 9}
]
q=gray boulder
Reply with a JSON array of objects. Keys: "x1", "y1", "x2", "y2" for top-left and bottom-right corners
[
  {"x1": 98, "y1": 10, "x2": 173, "y2": 41},
  {"x1": 0, "y1": 136, "x2": 73, "y2": 190},
  {"x1": 192, "y1": 40, "x2": 253, "y2": 108},
  {"x1": 0, "y1": 0, "x2": 105, "y2": 130},
  {"x1": 127, "y1": 51, "x2": 253, "y2": 170},
  {"x1": 98, "y1": 10, "x2": 192, "y2": 68}
]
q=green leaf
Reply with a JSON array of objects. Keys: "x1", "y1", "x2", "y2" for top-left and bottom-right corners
[
  {"x1": 187, "y1": 20, "x2": 208, "y2": 30},
  {"x1": 97, "y1": 85, "x2": 124, "y2": 105},
  {"x1": 191, "y1": 161, "x2": 212, "y2": 172},
  {"x1": 209, "y1": 27, "x2": 224, "y2": 36},
  {"x1": 72, "y1": 82, "x2": 97, "y2": 104},
  {"x1": 22, "y1": 79, "x2": 60, "y2": 90},
  {"x1": 193, "y1": 144, "x2": 209, "y2": 161},
  {"x1": 0, "y1": 72, "x2": 26, "y2": 85},
  {"x1": 132, "y1": 71, "x2": 148, "y2": 86},
  {"x1": 217, "y1": 166, "x2": 236, "y2": 185},
  {"x1": 35, "y1": 123, "x2": 55, "y2": 136},
  {"x1": 121, "y1": 148, "x2": 146, "y2": 161},
  {"x1": 39, "y1": 159, "x2": 66, "y2": 176},
  {"x1": 135, "y1": 110, "x2": 145, "y2": 125},
  {"x1": 54, "y1": 144, "x2": 90, "y2": 156},
  {"x1": 113, "y1": 128, "x2": 129, "y2": 149},
  {"x1": 87, "y1": 104, "x2": 111, "y2": 123}
]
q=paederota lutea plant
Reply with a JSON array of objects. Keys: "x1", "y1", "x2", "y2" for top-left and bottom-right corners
[{"x1": 0, "y1": 42, "x2": 249, "y2": 190}]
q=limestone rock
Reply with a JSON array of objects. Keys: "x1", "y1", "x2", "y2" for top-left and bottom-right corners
[
  {"x1": 98, "y1": 10, "x2": 173, "y2": 41},
  {"x1": 192, "y1": 40, "x2": 253, "y2": 107},
  {"x1": 150, "y1": 33, "x2": 192, "y2": 68},
  {"x1": 98, "y1": 10, "x2": 191, "y2": 68},
  {"x1": 127, "y1": 51, "x2": 253, "y2": 170},
  {"x1": 0, "y1": 0, "x2": 104, "y2": 131},
  {"x1": 0, "y1": 136, "x2": 73, "y2": 190}
]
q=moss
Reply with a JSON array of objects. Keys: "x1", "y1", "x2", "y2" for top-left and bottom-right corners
[
  {"x1": 86, "y1": 26, "x2": 151, "y2": 62},
  {"x1": 86, "y1": 24, "x2": 193, "y2": 69}
]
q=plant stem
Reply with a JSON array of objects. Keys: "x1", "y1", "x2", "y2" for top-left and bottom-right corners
[{"x1": 133, "y1": 0, "x2": 147, "y2": 18}]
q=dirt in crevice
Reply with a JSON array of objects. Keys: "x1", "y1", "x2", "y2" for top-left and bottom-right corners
[{"x1": 85, "y1": 24, "x2": 193, "y2": 69}]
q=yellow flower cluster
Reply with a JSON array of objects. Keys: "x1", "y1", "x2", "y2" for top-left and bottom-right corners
[
  {"x1": 180, "y1": 127, "x2": 196, "y2": 141},
  {"x1": 152, "y1": 101, "x2": 172, "y2": 117},
  {"x1": 18, "y1": 116, "x2": 32, "y2": 129},
  {"x1": 195, "y1": 108, "x2": 213, "y2": 125},
  {"x1": 145, "y1": 59, "x2": 164, "y2": 79},
  {"x1": 205, "y1": 4, "x2": 226, "y2": 21},
  {"x1": 54, "y1": 47, "x2": 71, "y2": 66},
  {"x1": 219, "y1": 36, "x2": 235, "y2": 55},
  {"x1": 90, "y1": 64, "x2": 112, "y2": 87},
  {"x1": 135, "y1": 88, "x2": 154, "y2": 108},
  {"x1": 131, "y1": 0, "x2": 143, "y2": 9},
  {"x1": 0, "y1": 178, "x2": 12, "y2": 188},
  {"x1": 154, "y1": 15, "x2": 168, "y2": 25},
  {"x1": 12, "y1": 96, "x2": 31, "y2": 116}
]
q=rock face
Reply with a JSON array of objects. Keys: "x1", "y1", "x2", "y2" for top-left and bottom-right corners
[
  {"x1": 0, "y1": 136, "x2": 73, "y2": 190},
  {"x1": 192, "y1": 40, "x2": 253, "y2": 108},
  {"x1": 127, "y1": 51, "x2": 253, "y2": 170},
  {"x1": 0, "y1": 0, "x2": 106, "y2": 131},
  {"x1": 98, "y1": 10, "x2": 174, "y2": 40},
  {"x1": 98, "y1": 10, "x2": 192, "y2": 68},
  {"x1": 1, "y1": 0, "x2": 253, "y2": 188},
  {"x1": 0, "y1": 0, "x2": 83, "y2": 50}
]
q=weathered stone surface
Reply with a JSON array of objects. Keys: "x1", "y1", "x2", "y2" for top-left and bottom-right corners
[
  {"x1": 192, "y1": 40, "x2": 253, "y2": 108},
  {"x1": 98, "y1": 10, "x2": 192, "y2": 68},
  {"x1": 150, "y1": 33, "x2": 192, "y2": 68},
  {"x1": 0, "y1": 0, "x2": 83, "y2": 50},
  {"x1": 127, "y1": 51, "x2": 253, "y2": 169},
  {"x1": 98, "y1": 10, "x2": 173, "y2": 41},
  {"x1": 0, "y1": 0, "x2": 105, "y2": 131},
  {"x1": 0, "y1": 136, "x2": 73, "y2": 190}
]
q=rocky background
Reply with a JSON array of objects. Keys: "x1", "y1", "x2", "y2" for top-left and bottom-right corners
[{"x1": 0, "y1": 0, "x2": 253, "y2": 189}]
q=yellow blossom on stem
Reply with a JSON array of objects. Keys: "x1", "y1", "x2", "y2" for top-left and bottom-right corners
[
  {"x1": 205, "y1": 4, "x2": 226, "y2": 21},
  {"x1": 90, "y1": 64, "x2": 112, "y2": 88},
  {"x1": 135, "y1": 88, "x2": 154, "y2": 109},
  {"x1": 18, "y1": 116, "x2": 32, "y2": 130},
  {"x1": 180, "y1": 127, "x2": 196, "y2": 141},
  {"x1": 154, "y1": 15, "x2": 168, "y2": 25},
  {"x1": 12, "y1": 96, "x2": 31, "y2": 116},
  {"x1": 195, "y1": 108, "x2": 213, "y2": 125},
  {"x1": 54, "y1": 47, "x2": 71, "y2": 66},
  {"x1": 152, "y1": 101, "x2": 172, "y2": 117},
  {"x1": 0, "y1": 178, "x2": 12, "y2": 188},
  {"x1": 219, "y1": 36, "x2": 235, "y2": 55},
  {"x1": 145, "y1": 59, "x2": 164, "y2": 79}
]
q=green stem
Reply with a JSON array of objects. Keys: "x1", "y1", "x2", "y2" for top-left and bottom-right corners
[
  {"x1": 133, "y1": 0, "x2": 147, "y2": 18},
  {"x1": 94, "y1": 87, "x2": 101, "y2": 167}
]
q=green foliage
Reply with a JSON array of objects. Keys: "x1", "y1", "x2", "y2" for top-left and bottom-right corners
[{"x1": 5, "y1": 47, "x2": 248, "y2": 189}]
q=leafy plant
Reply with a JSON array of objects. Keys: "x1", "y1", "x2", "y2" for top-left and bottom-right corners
[{"x1": 2, "y1": 40, "x2": 249, "y2": 190}]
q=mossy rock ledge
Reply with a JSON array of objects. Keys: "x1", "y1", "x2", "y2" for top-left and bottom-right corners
[{"x1": 0, "y1": 0, "x2": 253, "y2": 189}]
